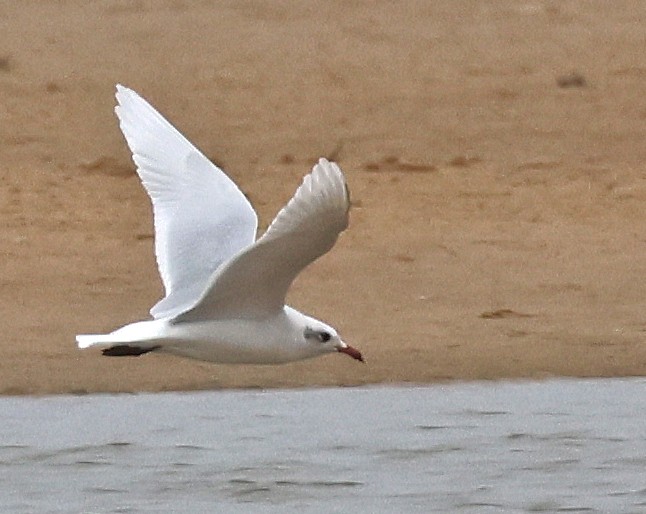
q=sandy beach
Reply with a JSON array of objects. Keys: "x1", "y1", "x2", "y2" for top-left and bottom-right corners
[{"x1": 1, "y1": 1, "x2": 646, "y2": 394}]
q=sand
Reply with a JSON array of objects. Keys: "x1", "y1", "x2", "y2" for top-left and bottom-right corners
[{"x1": 1, "y1": 1, "x2": 646, "y2": 394}]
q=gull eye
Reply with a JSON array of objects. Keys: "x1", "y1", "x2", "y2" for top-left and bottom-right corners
[{"x1": 304, "y1": 328, "x2": 332, "y2": 343}]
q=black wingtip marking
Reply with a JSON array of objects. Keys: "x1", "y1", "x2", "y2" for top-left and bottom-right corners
[{"x1": 102, "y1": 345, "x2": 161, "y2": 357}]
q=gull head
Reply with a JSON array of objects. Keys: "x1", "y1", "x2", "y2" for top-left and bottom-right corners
[{"x1": 301, "y1": 318, "x2": 363, "y2": 363}]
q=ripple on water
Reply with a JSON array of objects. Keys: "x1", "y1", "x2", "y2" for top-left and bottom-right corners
[
  {"x1": 377, "y1": 445, "x2": 466, "y2": 461},
  {"x1": 0, "y1": 380, "x2": 644, "y2": 513}
]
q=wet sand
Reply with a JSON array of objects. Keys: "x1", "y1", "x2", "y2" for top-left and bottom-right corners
[{"x1": 1, "y1": 1, "x2": 646, "y2": 394}]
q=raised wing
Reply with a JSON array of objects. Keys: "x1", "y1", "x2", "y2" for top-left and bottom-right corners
[
  {"x1": 174, "y1": 158, "x2": 350, "y2": 322},
  {"x1": 114, "y1": 85, "x2": 258, "y2": 319}
]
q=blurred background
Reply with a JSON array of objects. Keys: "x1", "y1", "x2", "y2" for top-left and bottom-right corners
[{"x1": 1, "y1": 1, "x2": 646, "y2": 393}]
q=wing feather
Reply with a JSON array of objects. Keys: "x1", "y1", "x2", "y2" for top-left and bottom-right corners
[
  {"x1": 114, "y1": 85, "x2": 258, "y2": 319},
  {"x1": 175, "y1": 158, "x2": 349, "y2": 321}
]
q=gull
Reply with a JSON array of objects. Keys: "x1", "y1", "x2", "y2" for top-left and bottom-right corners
[{"x1": 76, "y1": 85, "x2": 363, "y2": 365}]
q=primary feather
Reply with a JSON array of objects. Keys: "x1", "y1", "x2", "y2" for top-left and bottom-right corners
[{"x1": 115, "y1": 85, "x2": 257, "y2": 319}]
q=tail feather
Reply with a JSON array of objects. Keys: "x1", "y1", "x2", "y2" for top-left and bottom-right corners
[
  {"x1": 76, "y1": 334, "x2": 119, "y2": 349},
  {"x1": 76, "y1": 333, "x2": 161, "y2": 358},
  {"x1": 76, "y1": 320, "x2": 166, "y2": 351}
]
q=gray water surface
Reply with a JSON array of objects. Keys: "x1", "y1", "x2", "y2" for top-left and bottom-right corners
[{"x1": 1, "y1": 379, "x2": 645, "y2": 513}]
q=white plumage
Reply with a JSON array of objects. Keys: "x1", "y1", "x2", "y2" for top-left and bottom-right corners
[{"x1": 76, "y1": 85, "x2": 363, "y2": 365}]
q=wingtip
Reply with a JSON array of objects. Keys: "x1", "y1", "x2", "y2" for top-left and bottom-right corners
[
  {"x1": 316, "y1": 157, "x2": 341, "y2": 174},
  {"x1": 114, "y1": 85, "x2": 148, "y2": 124},
  {"x1": 114, "y1": 84, "x2": 145, "y2": 111},
  {"x1": 114, "y1": 84, "x2": 128, "y2": 113},
  {"x1": 312, "y1": 157, "x2": 349, "y2": 207},
  {"x1": 115, "y1": 83, "x2": 135, "y2": 94},
  {"x1": 115, "y1": 83, "x2": 127, "y2": 99},
  {"x1": 314, "y1": 157, "x2": 344, "y2": 180}
]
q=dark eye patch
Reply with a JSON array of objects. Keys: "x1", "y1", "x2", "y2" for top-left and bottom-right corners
[{"x1": 304, "y1": 328, "x2": 332, "y2": 343}]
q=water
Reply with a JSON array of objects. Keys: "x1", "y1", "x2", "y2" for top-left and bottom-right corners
[{"x1": 1, "y1": 379, "x2": 645, "y2": 513}]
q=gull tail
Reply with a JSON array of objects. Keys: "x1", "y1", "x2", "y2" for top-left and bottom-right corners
[
  {"x1": 76, "y1": 334, "x2": 160, "y2": 357},
  {"x1": 76, "y1": 320, "x2": 166, "y2": 357},
  {"x1": 76, "y1": 334, "x2": 119, "y2": 349}
]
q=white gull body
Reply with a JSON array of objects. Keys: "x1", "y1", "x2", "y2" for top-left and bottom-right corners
[{"x1": 76, "y1": 85, "x2": 362, "y2": 365}]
